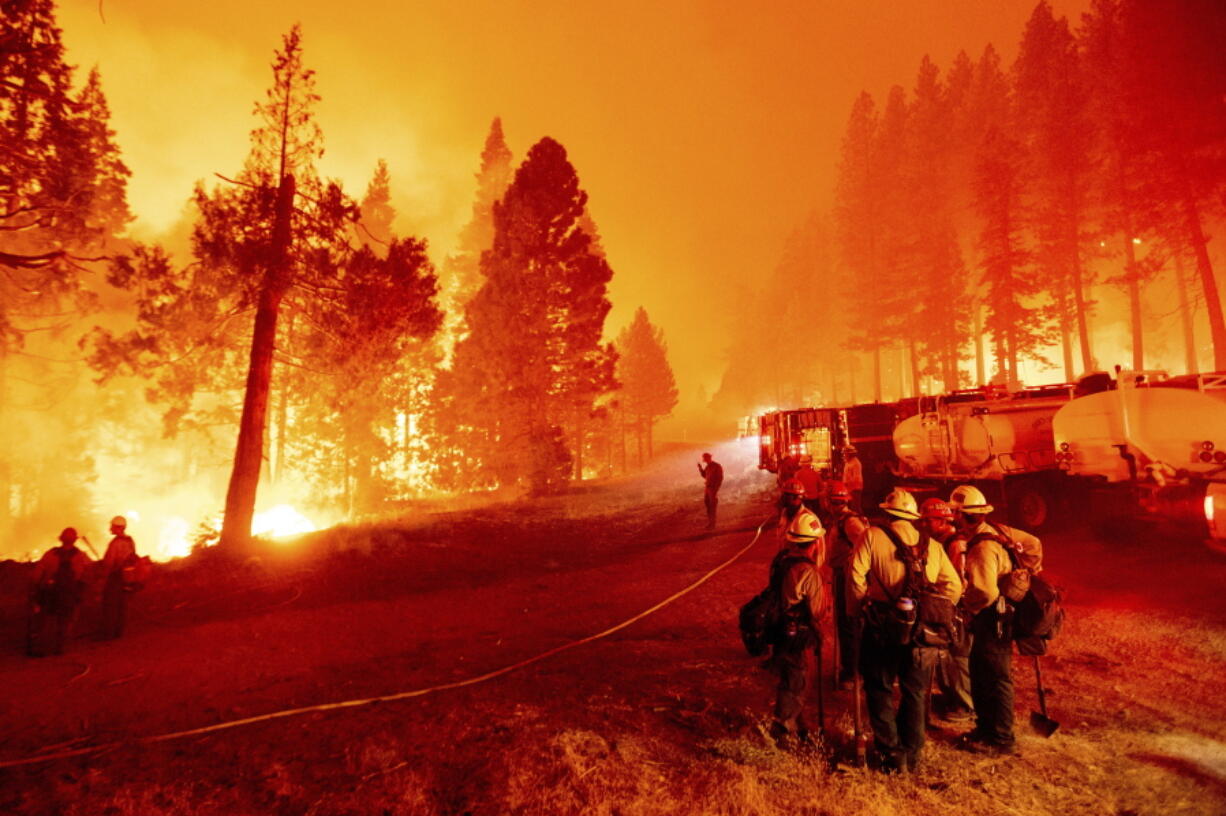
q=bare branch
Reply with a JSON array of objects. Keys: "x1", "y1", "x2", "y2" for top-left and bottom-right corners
[{"x1": 214, "y1": 173, "x2": 260, "y2": 190}]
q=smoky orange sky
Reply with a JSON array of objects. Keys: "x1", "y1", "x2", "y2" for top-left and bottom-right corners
[{"x1": 59, "y1": 0, "x2": 1088, "y2": 418}]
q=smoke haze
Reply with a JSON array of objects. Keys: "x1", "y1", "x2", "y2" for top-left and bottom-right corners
[{"x1": 57, "y1": 0, "x2": 1091, "y2": 407}]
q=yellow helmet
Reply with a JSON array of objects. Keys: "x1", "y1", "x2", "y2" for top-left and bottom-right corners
[
  {"x1": 949, "y1": 484, "x2": 994, "y2": 514},
  {"x1": 110, "y1": 515, "x2": 127, "y2": 529},
  {"x1": 785, "y1": 511, "x2": 825, "y2": 543},
  {"x1": 879, "y1": 488, "x2": 920, "y2": 520}
]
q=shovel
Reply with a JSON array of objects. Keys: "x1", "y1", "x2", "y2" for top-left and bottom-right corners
[{"x1": 1030, "y1": 656, "x2": 1060, "y2": 737}]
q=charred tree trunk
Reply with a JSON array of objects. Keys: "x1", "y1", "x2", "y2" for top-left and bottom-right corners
[
  {"x1": 220, "y1": 174, "x2": 295, "y2": 548},
  {"x1": 1183, "y1": 189, "x2": 1226, "y2": 372},
  {"x1": 1123, "y1": 234, "x2": 1144, "y2": 371},
  {"x1": 1175, "y1": 251, "x2": 1198, "y2": 375},
  {"x1": 973, "y1": 301, "x2": 986, "y2": 386},
  {"x1": 646, "y1": 416, "x2": 654, "y2": 461},
  {"x1": 573, "y1": 410, "x2": 585, "y2": 481},
  {"x1": 1060, "y1": 316, "x2": 1074, "y2": 383},
  {"x1": 1071, "y1": 247, "x2": 1093, "y2": 373},
  {"x1": 617, "y1": 404, "x2": 627, "y2": 474}
]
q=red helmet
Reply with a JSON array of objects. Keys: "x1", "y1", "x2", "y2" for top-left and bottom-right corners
[
  {"x1": 781, "y1": 478, "x2": 805, "y2": 495},
  {"x1": 920, "y1": 498, "x2": 954, "y2": 521},
  {"x1": 826, "y1": 480, "x2": 851, "y2": 501}
]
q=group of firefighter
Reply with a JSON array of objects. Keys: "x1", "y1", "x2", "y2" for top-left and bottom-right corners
[
  {"x1": 765, "y1": 458, "x2": 1042, "y2": 773},
  {"x1": 25, "y1": 516, "x2": 143, "y2": 657}
]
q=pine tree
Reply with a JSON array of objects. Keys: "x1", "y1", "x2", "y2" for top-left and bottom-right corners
[
  {"x1": 1082, "y1": 0, "x2": 1226, "y2": 371},
  {"x1": 356, "y1": 159, "x2": 395, "y2": 254},
  {"x1": 440, "y1": 117, "x2": 513, "y2": 352},
  {"x1": 835, "y1": 91, "x2": 887, "y2": 401},
  {"x1": 1015, "y1": 2, "x2": 1097, "y2": 380},
  {"x1": 615, "y1": 307, "x2": 679, "y2": 465},
  {"x1": 437, "y1": 137, "x2": 616, "y2": 493},
  {"x1": 903, "y1": 55, "x2": 970, "y2": 392},
  {"x1": 976, "y1": 124, "x2": 1041, "y2": 383},
  {"x1": 874, "y1": 85, "x2": 915, "y2": 395},
  {"x1": 289, "y1": 239, "x2": 441, "y2": 514},
  {"x1": 1, "y1": 1, "x2": 131, "y2": 544},
  {"x1": 711, "y1": 212, "x2": 843, "y2": 416},
  {"x1": 1, "y1": 5, "x2": 131, "y2": 342}
]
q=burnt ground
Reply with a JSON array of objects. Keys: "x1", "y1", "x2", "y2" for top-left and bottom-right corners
[{"x1": 0, "y1": 441, "x2": 1224, "y2": 816}]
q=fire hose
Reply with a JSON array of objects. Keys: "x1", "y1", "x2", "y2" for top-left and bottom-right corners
[{"x1": 0, "y1": 516, "x2": 772, "y2": 770}]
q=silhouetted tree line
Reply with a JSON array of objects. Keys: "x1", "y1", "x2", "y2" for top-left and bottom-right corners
[
  {"x1": 838, "y1": 0, "x2": 1224, "y2": 396},
  {"x1": 714, "y1": 0, "x2": 1225, "y2": 418},
  {"x1": 1, "y1": 6, "x2": 679, "y2": 548}
]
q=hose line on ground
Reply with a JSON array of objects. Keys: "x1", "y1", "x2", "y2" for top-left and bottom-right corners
[{"x1": 0, "y1": 516, "x2": 771, "y2": 770}]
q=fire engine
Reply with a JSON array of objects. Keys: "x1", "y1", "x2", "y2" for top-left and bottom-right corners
[{"x1": 757, "y1": 369, "x2": 1226, "y2": 545}]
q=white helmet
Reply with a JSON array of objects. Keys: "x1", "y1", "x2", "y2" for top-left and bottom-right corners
[
  {"x1": 949, "y1": 484, "x2": 994, "y2": 514},
  {"x1": 785, "y1": 511, "x2": 825, "y2": 543},
  {"x1": 879, "y1": 488, "x2": 920, "y2": 520}
]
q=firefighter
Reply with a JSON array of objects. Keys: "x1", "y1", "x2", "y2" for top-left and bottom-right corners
[
  {"x1": 849, "y1": 488, "x2": 961, "y2": 773},
  {"x1": 99, "y1": 515, "x2": 138, "y2": 640},
  {"x1": 698, "y1": 452, "x2": 724, "y2": 529},
  {"x1": 842, "y1": 448, "x2": 864, "y2": 512},
  {"x1": 918, "y1": 498, "x2": 974, "y2": 722},
  {"x1": 28, "y1": 528, "x2": 93, "y2": 657},
  {"x1": 766, "y1": 511, "x2": 828, "y2": 749},
  {"x1": 778, "y1": 454, "x2": 800, "y2": 486},
  {"x1": 779, "y1": 477, "x2": 818, "y2": 539},
  {"x1": 794, "y1": 458, "x2": 824, "y2": 518},
  {"x1": 824, "y1": 480, "x2": 867, "y2": 688},
  {"x1": 950, "y1": 484, "x2": 1042, "y2": 756}
]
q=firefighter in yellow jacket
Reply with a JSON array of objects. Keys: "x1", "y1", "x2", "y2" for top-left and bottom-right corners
[
  {"x1": 99, "y1": 515, "x2": 138, "y2": 639},
  {"x1": 849, "y1": 488, "x2": 961, "y2": 773},
  {"x1": 951, "y1": 484, "x2": 1042, "y2": 756},
  {"x1": 767, "y1": 511, "x2": 828, "y2": 749}
]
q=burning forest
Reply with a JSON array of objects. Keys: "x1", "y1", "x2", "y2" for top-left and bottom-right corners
[{"x1": 1, "y1": 0, "x2": 1225, "y2": 814}]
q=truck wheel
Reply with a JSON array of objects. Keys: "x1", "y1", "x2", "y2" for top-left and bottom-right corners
[{"x1": 1008, "y1": 482, "x2": 1052, "y2": 531}]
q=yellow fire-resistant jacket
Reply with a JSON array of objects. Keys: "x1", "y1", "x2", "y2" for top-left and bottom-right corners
[
  {"x1": 776, "y1": 542, "x2": 829, "y2": 625},
  {"x1": 101, "y1": 534, "x2": 137, "y2": 577},
  {"x1": 848, "y1": 519, "x2": 962, "y2": 613},
  {"x1": 962, "y1": 520, "x2": 1043, "y2": 615},
  {"x1": 826, "y1": 509, "x2": 868, "y2": 571}
]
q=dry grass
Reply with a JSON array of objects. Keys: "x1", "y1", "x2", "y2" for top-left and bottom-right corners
[{"x1": 3, "y1": 457, "x2": 1224, "y2": 815}]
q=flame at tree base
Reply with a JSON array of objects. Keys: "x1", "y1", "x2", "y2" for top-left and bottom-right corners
[
  {"x1": 251, "y1": 504, "x2": 317, "y2": 538},
  {"x1": 142, "y1": 504, "x2": 319, "y2": 562}
]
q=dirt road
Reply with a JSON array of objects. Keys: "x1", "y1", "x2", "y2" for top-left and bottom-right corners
[{"x1": 1, "y1": 451, "x2": 1224, "y2": 815}]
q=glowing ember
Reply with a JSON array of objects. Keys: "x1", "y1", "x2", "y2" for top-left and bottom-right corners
[{"x1": 251, "y1": 504, "x2": 317, "y2": 539}]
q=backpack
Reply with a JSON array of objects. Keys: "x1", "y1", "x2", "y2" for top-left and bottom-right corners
[
  {"x1": 968, "y1": 523, "x2": 1065, "y2": 655},
  {"x1": 874, "y1": 524, "x2": 958, "y2": 649},
  {"x1": 121, "y1": 555, "x2": 153, "y2": 591},
  {"x1": 738, "y1": 552, "x2": 815, "y2": 657},
  {"x1": 39, "y1": 546, "x2": 83, "y2": 615},
  {"x1": 829, "y1": 512, "x2": 868, "y2": 568}
]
